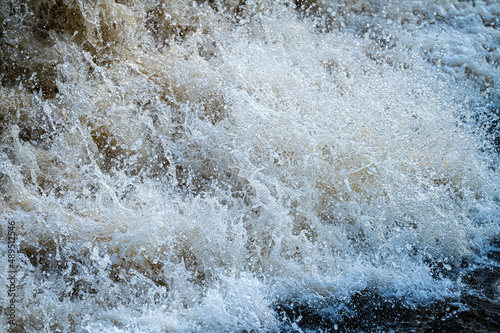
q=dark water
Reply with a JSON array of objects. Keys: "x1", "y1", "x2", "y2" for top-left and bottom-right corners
[
  {"x1": 279, "y1": 238, "x2": 500, "y2": 332},
  {"x1": 279, "y1": 272, "x2": 500, "y2": 332}
]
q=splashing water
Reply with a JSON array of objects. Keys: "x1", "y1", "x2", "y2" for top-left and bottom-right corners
[{"x1": 1, "y1": 0, "x2": 499, "y2": 331}]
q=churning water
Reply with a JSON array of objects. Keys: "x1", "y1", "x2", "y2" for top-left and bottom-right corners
[{"x1": 1, "y1": 0, "x2": 500, "y2": 331}]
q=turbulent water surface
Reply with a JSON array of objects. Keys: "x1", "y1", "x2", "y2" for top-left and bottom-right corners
[{"x1": 1, "y1": 0, "x2": 500, "y2": 332}]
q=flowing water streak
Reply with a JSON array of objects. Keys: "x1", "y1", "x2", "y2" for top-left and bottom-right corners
[{"x1": 0, "y1": 0, "x2": 499, "y2": 331}]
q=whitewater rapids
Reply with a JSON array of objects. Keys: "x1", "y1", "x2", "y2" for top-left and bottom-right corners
[{"x1": 1, "y1": 0, "x2": 500, "y2": 331}]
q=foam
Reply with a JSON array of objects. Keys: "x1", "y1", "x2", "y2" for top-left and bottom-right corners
[{"x1": 1, "y1": 0, "x2": 499, "y2": 331}]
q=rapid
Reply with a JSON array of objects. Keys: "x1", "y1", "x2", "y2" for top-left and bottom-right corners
[{"x1": 1, "y1": 0, "x2": 500, "y2": 331}]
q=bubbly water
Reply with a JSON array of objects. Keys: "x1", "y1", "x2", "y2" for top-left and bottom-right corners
[{"x1": 1, "y1": 0, "x2": 499, "y2": 331}]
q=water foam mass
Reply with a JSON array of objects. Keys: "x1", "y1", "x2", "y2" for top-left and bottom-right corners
[{"x1": 1, "y1": 0, "x2": 500, "y2": 331}]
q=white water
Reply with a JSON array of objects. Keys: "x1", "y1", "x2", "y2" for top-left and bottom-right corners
[{"x1": 1, "y1": 0, "x2": 499, "y2": 331}]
